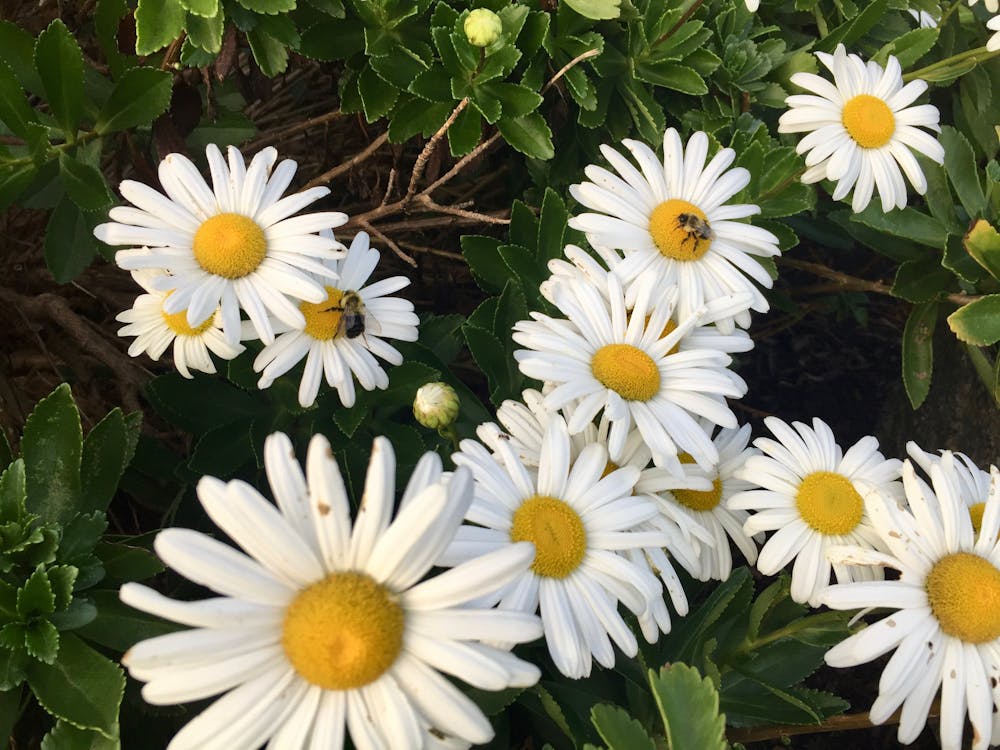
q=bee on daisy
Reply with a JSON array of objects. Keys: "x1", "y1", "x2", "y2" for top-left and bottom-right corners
[
  {"x1": 730, "y1": 416, "x2": 902, "y2": 606},
  {"x1": 116, "y1": 267, "x2": 244, "y2": 378},
  {"x1": 567, "y1": 128, "x2": 780, "y2": 333},
  {"x1": 251, "y1": 231, "x2": 419, "y2": 408},
  {"x1": 96, "y1": 144, "x2": 348, "y2": 346},
  {"x1": 778, "y1": 44, "x2": 943, "y2": 213},
  {"x1": 120, "y1": 432, "x2": 543, "y2": 750},
  {"x1": 821, "y1": 454, "x2": 1000, "y2": 750}
]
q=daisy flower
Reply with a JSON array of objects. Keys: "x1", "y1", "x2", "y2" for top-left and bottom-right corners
[
  {"x1": 820, "y1": 455, "x2": 1000, "y2": 750},
  {"x1": 96, "y1": 145, "x2": 348, "y2": 346},
  {"x1": 116, "y1": 268, "x2": 243, "y2": 378},
  {"x1": 908, "y1": 8, "x2": 938, "y2": 27},
  {"x1": 568, "y1": 128, "x2": 780, "y2": 333},
  {"x1": 972, "y1": 0, "x2": 1000, "y2": 12},
  {"x1": 778, "y1": 44, "x2": 944, "y2": 213},
  {"x1": 730, "y1": 416, "x2": 902, "y2": 606},
  {"x1": 542, "y1": 244, "x2": 756, "y2": 356},
  {"x1": 442, "y1": 415, "x2": 673, "y2": 679},
  {"x1": 988, "y1": 15, "x2": 1000, "y2": 51},
  {"x1": 253, "y1": 231, "x2": 419, "y2": 408},
  {"x1": 513, "y1": 272, "x2": 747, "y2": 475},
  {"x1": 907, "y1": 442, "x2": 992, "y2": 532},
  {"x1": 637, "y1": 423, "x2": 761, "y2": 582},
  {"x1": 120, "y1": 432, "x2": 542, "y2": 750}
]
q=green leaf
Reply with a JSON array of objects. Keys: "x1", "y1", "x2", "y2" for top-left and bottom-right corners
[
  {"x1": 947, "y1": 295, "x2": 1000, "y2": 346},
  {"x1": 146, "y1": 373, "x2": 261, "y2": 434},
  {"x1": 0, "y1": 60, "x2": 39, "y2": 138},
  {"x1": 33, "y1": 20, "x2": 84, "y2": 135},
  {"x1": 650, "y1": 664, "x2": 726, "y2": 750},
  {"x1": 188, "y1": 420, "x2": 253, "y2": 477},
  {"x1": 481, "y1": 82, "x2": 542, "y2": 119},
  {"x1": 0, "y1": 21, "x2": 43, "y2": 94},
  {"x1": 814, "y1": 0, "x2": 887, "y2": 52},
  {"x1": 0, "y1": 688, "x2": 19, "y2": 744},
  {"x1": 874, "y1": 27, "x2": 938, "y2": 69},
  {"x1": 26, "y1": 634, "x2": 124, "y2": 739},
  {"x1": 44, "y1": 196, "x2": 98, "y2": 284},
  {"x1": 21, "y1": 384, "x2": 83, "y2": 524},
  {"x1": 180, "y1": 0, "x2": 218, "y2": 16},
  {"x1": 964, "y1": 219, "x2": 1000, "y2": 280},
  {"x1": 563, "y1": 0, "x2": 621, "y2": 19},
  {"x1": 135, "y1": 0, "x2": 186, "y2": 54},
  {"x1": 388, "y1": 98, "x2": 450, "y2": 142},
  {"x1": 722, "y1": 674, "x2": 822, "y2": 726},
  {"x1": 187, "y1": 8, "x2": 225, "y2": 52},
  {"x1": 247, "y1": 27, "x2": 289, "y2": 76},
  {"x1": 635, "y1": 61, "x2": 707, "y2": 95},
  {"x1": 80, "y1": 409, "x2": 131, "y2": 515},
  {"x1": 851, "y1": 205, "x2": 947, "y2": 248},
  {"x1": 965, "y1": 344, "x2": 1000, "y2": 407},
  {"x1": 237, "y1": 0, "x2": 295, "y2": 12},
  {"x1": 448, "y1": 105, "x2": 482, "y2": 157},
  {"x1": 25, "y1": 620, "x2": 59, "y2": 664},
  {"x1": 0, "y1": 459, "x2": 27, "y2": 523},
  {"x1": 358, "y1": 64, "x2": 398, "y2": 121},
  {"x1": 537, "y1": 188, "x2": 570, "y2": 264},
  {"x1": 941, "y1": 126, "x2": 986, "y2": 219},
  {"x1": 891, "y1": 256, "x2": 953, "y2": 303},
  {"x1": 58, "y1": 154, "x2": 113, "y2": 212},
  {"x1": 42, "y1": 721, "x2": 120, "y2": 750},
  {"x1": 95, "y1": 66, "x2": 172, "y2": 134},
  {"x1": 78, "y1": 590, "x2": 179, "y2": 651},
  {"x1": 18, "y1": 567, "x2": 56, "y2": 619},
  {"x1": 591, "y1": 704, "x2": 655, "y2": 750},
  {"x1": 96, "y1": 541, "x2": 163, "y2": 583},
  {"x1": 461, "y1": 234, "x2": 507, "y2": 293},
  {"x1": 497, "y1": 111, "x2": 554, "y2": 160}
]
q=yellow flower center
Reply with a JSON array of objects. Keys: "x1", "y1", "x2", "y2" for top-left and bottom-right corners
[
  {"x1": 648, "y1": 199, "x2": 712, "y2": 261},
  {"x1": 192, "y1": 212, "x2": 267, "y2": 279},
  {"x1": 671, "y1": 453, "x2": 723, "y2": 511},
  {"x1": 281, "y1": 571, "x2": 404, "y2": 690},
  {"x1": 925, "y1": 552, "x2": 1000, "y2": 644},
  {"x1": 970, "y1": 502, "x2": 986, "y2": 535},
  {"x1": 841, "y1": 94, "x2": 895, "y2": 149},
  {"x1": 644, "y1": 315, "x2": 681, "y2": 355},
  {"x1": 510, "y1": 495, "x2": 587, "y2": 579},
  {"x1": 160, "y1": 292, "x2": 214, "y2": 336},
  {"x1": 795, "y1": 471, "x2": 864, "y2": 535},
  {"x1": 301, "y1": 287, "x2": 344, "y2": 341},
  {"x1": 591, "y1": 344, "x2": 661, "y2": 401}
]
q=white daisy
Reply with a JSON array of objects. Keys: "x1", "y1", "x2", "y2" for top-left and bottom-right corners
[
  {"x1": 778, "y1": 43, "x2": 944, "y2": 213},
  {"x1": 637, "y1": 422, "x2": 762, "y2": 582},
  {"x1": 730, "y1": 416, "x2": 902, "y2": 606},
  {"x1": 907, "y1": 442, "x2": 992, "y2": 532},
  {"x1": 513, "y1": 272, "x2": 747, "y2": 475},
  {"x1": 116, "y1": 267, "x2": 244, "y2": 378},
  {"x1": 568, "y1": 128, "x2": 780, "y2": 333},
  {"x1": 442, "y1": 415, "x2": 674, "y2": 679},
  {"x1": 820, "y1": 455, "x2": 1000, "y2": 750},
  {"x1": 96, "y1": 145, "x2": 348, "y2": 346},
  {"x1": 745, "y1": 0, "x2": 759, "y2": 9},
  {"x1": 543, "y1": 244, "x2": 756, "y2": 356},
  {"x1": 973, "y1": 0, "x2": 1000, "y2": 13},
  {"x1": 253, "y1": 231, "x2": 419, "y2": 408},
  {"x1": 988, "y1": 15, "x2": 1000, "y2": 51},
  {"x1": 908, "y1": 8, "x2": 938, "y2": 27},
  {"x1": 120, "y1": 432, "x2": 542, "y2": 750}
]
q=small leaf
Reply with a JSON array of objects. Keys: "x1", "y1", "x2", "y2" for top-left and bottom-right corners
[
  {"x1": 497, "y1": 111, "x2": 554, "y2": 160},
  {"x1": 180, "y1": 0, "x2": 217, "y2": 16},
  {"x1": 964, "y1": 219, "x2": 1000, "y2": 280},
  {"x1": 25, "y1": 620, "x2": 59, "y2": 664},
  {"x1": 591, "y1": 704, "x2": 655, "y2": 750},
  {"x1": 650, "y1": 664, "x2": 726, "y2": 750},
  {"x1": 17, "y1": 567, "x2": 56, "y2": 619},
  {"x1": 851, "y1": 205, "x2": 947, "y2": 248},
  {"x1": 58, "y1": 154, "x2": 113, "y2": 211},
  {"x1": 44, "y1": 196, "x2": 98, "y2": 284},
  {"x1": 947, "y1": 295, "x2": 1000, "y2": 346},
  {"x1": 447, "y1": 105, "x2": 482, "y2": 157},
  {"x1": 95, "y1": 66, "x2": 173, "y2": 134},
  {"x1": 941, "y1": 126, "x2": 987, "y2": 219},
  {"x1": 78, "y1": 590, "x2": 179, "y2": 651},
  {"x1": 247, "y1": 27, "x2": 289, "y2": 76},
  {"x1": 186, "y1": 8, "x2": 225, "y2": 53},
  {"x1": 891, "y1": 256, "x2": 953, "y2": 302},
  {"x1": 0, "y1": 60, "x2": 39, "y2": 138},
  {"x1": 902, "y1": 300, "x2": 937, "y2": 409},
  {"x1": 26, "y1": 634, "x2": 124, "y2": 739},
  {"x1": 237, "y1": 0, "x2": 295, "y2": 12},
  {"x1": 42, "y1": 721, "x2": 120, "y2": 750},
  {"x1": 563, "y1": 0, "x2": 621, "y2": 19},
  {"x1": 33, "y1": 20, "x2": 84, "y2": 135},
  {"x1": 80, "y1": 409, "x2": 132, "y2": 515},
  {"x1": 0, "y1": 459, "x2": 27, "y2": 523},
  {"x1": 20, "y1": 384, "x2": 83, "y2": 524},
  {"x1": 135, "y1": 0, "x2": 186, "y2": 55}
]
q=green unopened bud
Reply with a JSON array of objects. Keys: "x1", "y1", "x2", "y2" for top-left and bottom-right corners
[
  {"x1": 414, "y1": 382, "x2": 460, "y2": 429},
  {"x1": 464, "y1": 8, "x2": 503, "y2": 48}
]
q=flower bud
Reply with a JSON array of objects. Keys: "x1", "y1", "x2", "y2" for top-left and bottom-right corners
[
  {"x1": 464, "y1": 8, "x2": 503, "y2": 48},
  {"x1": 413, "y1": 382, "x2": 460, "y2": 429}
]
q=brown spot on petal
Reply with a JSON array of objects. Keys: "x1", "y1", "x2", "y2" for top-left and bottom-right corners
[{"x1": 317, "y1": 502, "x2": 331, "y2": 516}]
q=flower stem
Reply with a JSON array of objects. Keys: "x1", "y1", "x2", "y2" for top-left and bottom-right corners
[{"x1": 904, "y1": 45, "x2": 1000, "y2": 82}]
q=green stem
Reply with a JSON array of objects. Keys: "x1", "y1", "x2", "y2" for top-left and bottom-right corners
[
  {"x1": 438, "y1": 424, "x2": 461, "y2": 453},
  {"x1": 653, "y1": 0, "x2": 706, "y2": 46},
  {"x1": 1, "y1": 129, "x2": 101, "y2": 168},
  {"x1": 813, "y1": 7, "x2": 829, "y2": 37},
  {"x1": 740, "y1": 612, "x2": 846, "y2": 653},
  {"x1": 938, "y1": 0, "x2": 964, "y2": 26},
  {"x1": 904, "y1": 45, "x2": 1000, "y2": 82}
]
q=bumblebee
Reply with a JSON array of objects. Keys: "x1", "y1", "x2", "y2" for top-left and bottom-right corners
[
  {"x1": 332, "y1": 290, "x2": 374, "y2": 339},
  {"x1": 675, "y1": 212, "x2": 715, "y2": 247}
]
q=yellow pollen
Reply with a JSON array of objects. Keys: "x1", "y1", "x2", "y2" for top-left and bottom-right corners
[
  {"x1": 648, "y1": 199, "x2": 712, "y2": 261},
  {"x1": 925, "y1": 552, "x2": 1000, "y2": 644},
  {"x1": 160, "y1": 292, "x2": 214, "y2": 336},
  {"x1": 300, "y1": 287, "x2": 344, "y2": 341},
  {"x1": 841, "y1": 94, "x2": 895, "y2": 149},
  {"x1": 970, "y1": 502, "x2": 987, "y2": 535},
  {"x1": 192, "y1": 213, "x2": 267, "y2": 279},
  {"x1": 282, "y1": 571, "x2": 404, "y2": 690},
  {"x1": 644, "y1": 315, "x2": 681, "y2": 355},
  {"x1": 510, "y1": 495, "x2": 587, "y2": 578},
  {"x1": 591, "y1": 344, "x2": 660, "y2": 401},
  {"x1": 601, "y1": 461, "x2": 619, "y2": 479},
  {"x1": 795, "y1": 471, "x2": 864, "y2": 535}
]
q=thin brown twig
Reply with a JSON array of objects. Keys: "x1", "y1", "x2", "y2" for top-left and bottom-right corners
[
  {"x1": 355, "y1": 219, "x2": 416, "y2": 267},
  {"x1": 417, "y1": 195, "x2": 510, "y2": 225},
  {"x1": 397, "y1": 240, "x2": 465, "y2": 262},
  {"x1": 159, "y1": 35, "x2": 185, "y2": 71},
  {"x1": 778, "y1": 257, "x2": 980, "y2": 307},
  {"x1": 728, "y1": 701, "x2": 941, "y2": 744},
  {"x1": 542, "y1": 48, "x2": 602, "y2": 93},
  {"x1": 421, "y1": 132, "x2": 503, "y2": 198},
  {"x1": 405, "y1": 98, "x2": 470, "y2": 200},
  {"x1": 244, "y1": 110, "x2": 346, "y2": 150},
  {"x1": 303, "y1": 132, "x2": 390, "y2": 190}
]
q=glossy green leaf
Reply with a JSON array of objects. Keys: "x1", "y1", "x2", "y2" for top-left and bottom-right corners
[
  {"x1": 95, "y1": 66, "x2": 172, "y2": 134},
  {"x1": 497, "y1": 111, "x2": 554, "y2": 160},
  {"x1": 448, "y1": 105, "x2": 482, "y2": 156},
  {"x1": 26, "y1": 634, "x2": 124, "y2": 739},
  {"x1": 891, "y1": 256, "x2": 953, "y2": 302},
  {"x1": 33, "y1": 20, "x2": 84, "y2": 135},
  {"x1": 0, "y1": 21, "x2": 43, "y2": 93},
  {"x1": 78, "y1": 590, "x2": 179, "y2": 651},
  {"x1": 20, "y1": 384, "x2": 83, "y2": 524},
  {"x1": 941, "y1": 126, "x2": 986, "y2": 218},
  {"x1": 25, "y1": 620, "x2": 59, "y2": 664},
  {"x1": 42, "y1": 721, "x2": 120, "y2": 750},
  {"x1": 0, "y1": 459, "x2": 27, "y2": 523},
  {"x1": 358, "y1": 64, "x2": 398, "y2": 121},
  {"x1": 44, "y1": 196, "x2": 98, "y2": 284},
  {"x1": 180, "y1": 0, "x2": 217, "y2": 16},
  {"x1": 248, "y1": 27, "x2": 289, "y2": 76},
  {"x1": 650, "y1": 664, "x2": 726, "y2": 750},
  {"x1": 80, "y1": 409, "x2": 134, "y2": 515},
  {"x1": 902, "y1": 301, "x2": 937, "y2": 409},
  {"x1": 948, "y1": 294, "x2": 1000, "y2": 346},
  {"x1": 964, "y1": 219, "x2": 1000, "y2": 280},
  {"x1": 58, "y1": 154, "x2": 113, "y2": 211},
  {"x1": 0, "y1": 60, "x2": 39, "y2": 137},
  {"x1": 237, "y1": 0, "x2": 295, "y2": 12},
  {"x1": 17, "y1": 567, "x2": 56, "y2": 619},
  {"x1": 135, "y1": 0, "x2": 186, "y2": 54},
  {"x1": 591, "y1": 704, "x2": 655, "y2": 750},
  {"x1": 563, "y1": 0, "x2": 621, "y2": 19},
  {"x1": 852, "y1": 205, "x2": 948, "y2": 248}
]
